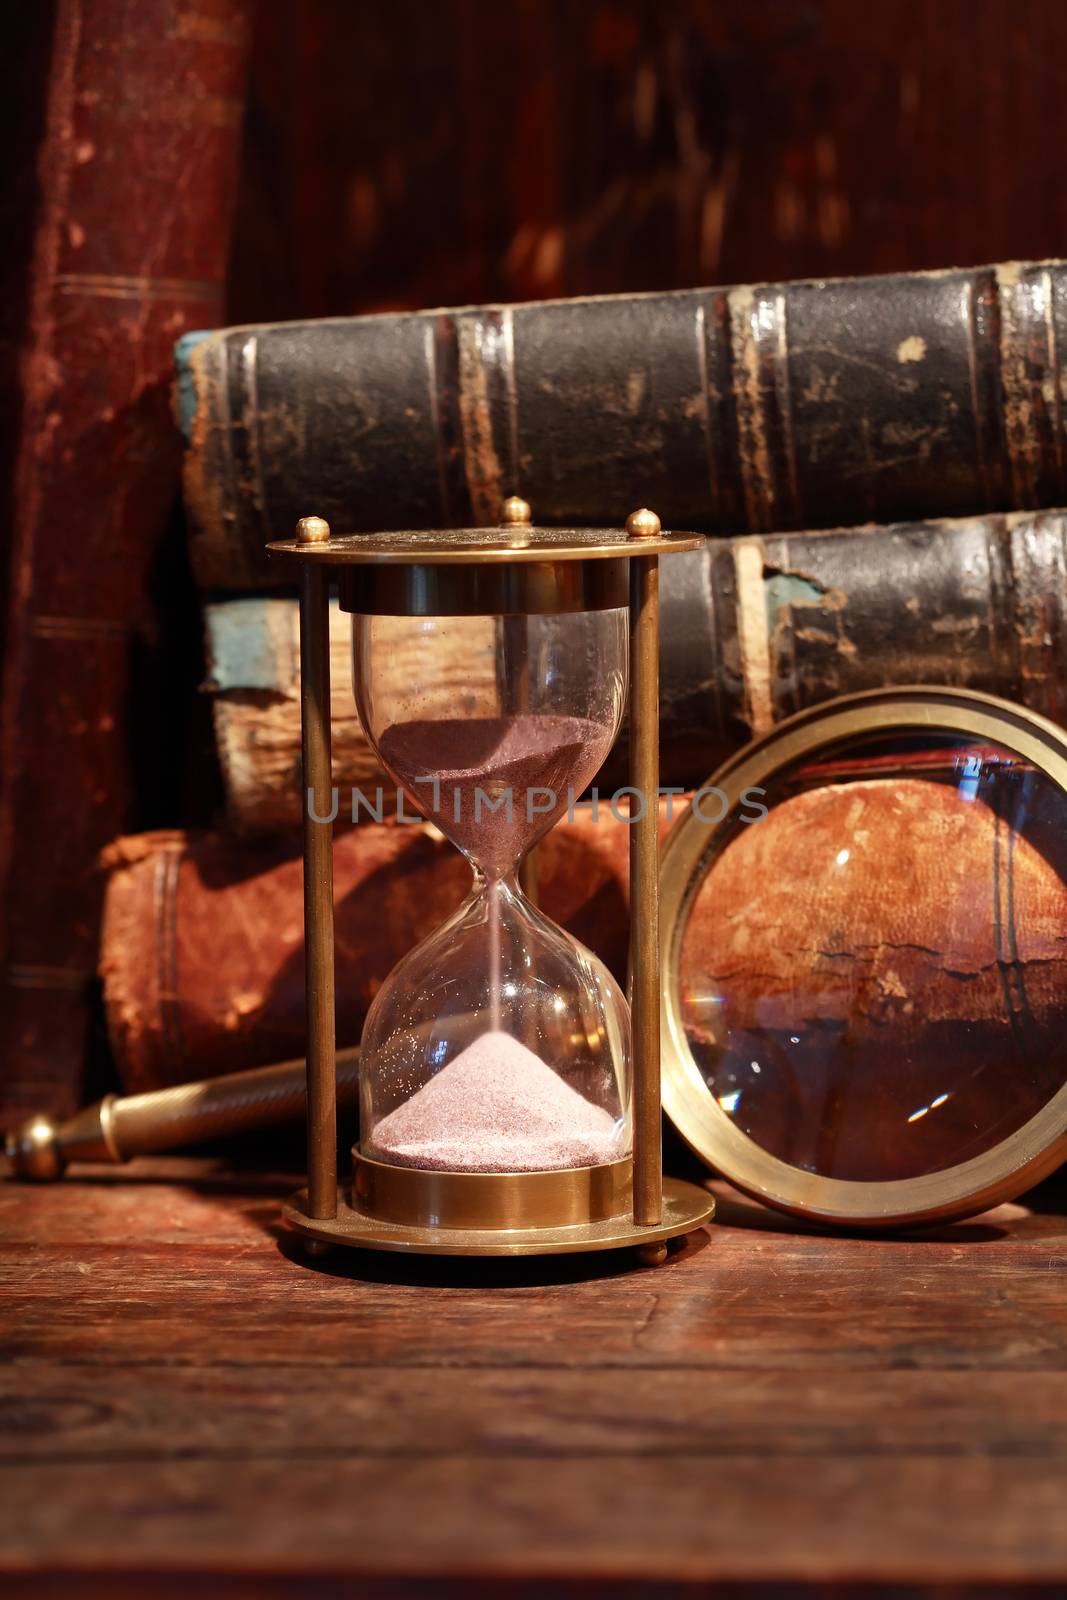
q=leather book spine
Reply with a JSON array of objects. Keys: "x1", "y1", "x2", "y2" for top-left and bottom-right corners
[
  {"x1": 203, "y1": 508, "x2": 1067, "y2": 832},
  {"x1": 180, "y1": 260, "x2": 1067, "y2": 589},
  {"x1": 0, "y1": 0, "x2": 251, "y2": 1128},
  {"x1": 99, "y1": 806, "x2": 677, "y2": 1093}
]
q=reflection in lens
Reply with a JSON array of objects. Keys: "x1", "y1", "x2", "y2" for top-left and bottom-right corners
[{"x1": 679, "y1": 736, "x2": 1067, "y2": 1183}]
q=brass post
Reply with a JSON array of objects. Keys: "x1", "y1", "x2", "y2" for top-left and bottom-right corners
[
  {"x1": 514, "y1": 633, "x2": 539, "y2": 909},
  {"x1": 297, "y1": 516, "x2": 338, "y2": 1219},
  {"x1": 627, "y1": 508, "x2": 663, "y2": 1227},
  {"x1": 501, "y1": 495, "x2": 539, "y2": 907}
]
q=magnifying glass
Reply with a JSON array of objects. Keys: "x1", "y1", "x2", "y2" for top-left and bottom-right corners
[{"x1": 660, "y1": 687, "x2": 1067, "y2": 1228}]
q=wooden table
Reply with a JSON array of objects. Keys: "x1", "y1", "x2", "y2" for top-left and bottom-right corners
[{"x1": 2, "y1": 1156, "x2": 1066, "y2": 1596}]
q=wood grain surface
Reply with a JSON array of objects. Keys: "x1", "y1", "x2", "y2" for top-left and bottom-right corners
[{"x1": 1, "y1": 1157, "x2": 1066, "y2": 1595}]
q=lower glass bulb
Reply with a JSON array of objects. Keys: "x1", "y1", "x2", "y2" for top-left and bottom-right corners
[{"x1": 359, "y1": 874, "x2": 631, "y2": 1173}]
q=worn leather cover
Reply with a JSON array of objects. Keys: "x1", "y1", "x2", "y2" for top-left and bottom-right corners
[
  {"x1": 180, "y1": 260, "x2": 1067, "y2": 589},
  {"x1": 204, "y1": 507, "x2": 1067, "y2": 831},
  {"x1": 99, "y1": 805, "x2": 679, "y2": 1093},
  {"x1": 0, "y1": 0, "x2": 251, "y2": 1127}
]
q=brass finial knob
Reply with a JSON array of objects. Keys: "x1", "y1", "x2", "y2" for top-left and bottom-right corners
[
  {"x1": 5, "y1": 1114, "x2": 62, "y2": 1180},
  {"x1": 296, "y1": 515, "x2": 331, "y2": 544},
  {"x1": 501, "y1": 495, "x2": 532, "y2": 526},
  {"x1": 626, "y1": 507, "x2": 661, "y2": 539}
]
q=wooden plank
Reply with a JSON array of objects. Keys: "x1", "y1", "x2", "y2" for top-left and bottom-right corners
[
  {"x1": 4, "y1": 1200, "x2": 1066, "y2": 1373},
  {"x1": 5, "y1": 1240, "x2": 1067, "y2": 1371},
  {"x1": 8, "y1": 1254, "x2": 1067, "y2": 1369},
  {"x1": 3, "y1": 1158, "x2": 1065, "y2": 1248},
  {"x1": 0, "y1": 1158, "x2": 300, "y2": 1246},
  {"x1": 2, "y1": 1455, "x2": 1066, "y2": 1583},
  {"x1": 2, "y1": 1158, "x2": 1065, "y2": 1593},
  {"x1": 2, "y1": 1365, "x2": 1067, "y2": 1464},
  {"x1": 3, "y1": 1160, "x2": 1065, "y2": 1262}
]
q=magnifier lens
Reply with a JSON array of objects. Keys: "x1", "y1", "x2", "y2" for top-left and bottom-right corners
[{"x1": 678, "y1": 730, "x2": 1067, "y2": 1185}]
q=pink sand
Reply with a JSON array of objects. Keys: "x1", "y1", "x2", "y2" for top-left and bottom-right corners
[
  {"x1": 366, "y1": 1029, "x2": 623, "y2": 1173},
  {"x1": 378, "y1": 714, "x2": 615, "y2": 877}
]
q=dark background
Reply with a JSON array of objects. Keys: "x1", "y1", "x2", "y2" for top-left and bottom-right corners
[{"x1": 230, "y1": 0, "x2": 1067, "y2": 322}]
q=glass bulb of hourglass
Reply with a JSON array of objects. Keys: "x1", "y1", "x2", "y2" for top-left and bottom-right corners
[{"x1": 352, "y1": 608, "x2": 631, "y2": 1173}]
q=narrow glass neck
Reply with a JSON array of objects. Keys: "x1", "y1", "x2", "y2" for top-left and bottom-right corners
[{"x1": 471, "y1": 863, "x2": 523, "y2": 898}]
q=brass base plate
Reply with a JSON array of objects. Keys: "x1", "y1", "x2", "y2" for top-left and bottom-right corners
[{"x1": 283, "y1": 1177, "x2": 714, "y2": 1257}]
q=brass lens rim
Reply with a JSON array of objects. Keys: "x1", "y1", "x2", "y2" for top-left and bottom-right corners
[{"x1": 660, "y1": 685, "x2": 1067, "y2": 1228}]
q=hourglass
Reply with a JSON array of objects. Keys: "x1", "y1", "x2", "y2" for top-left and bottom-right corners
[{"x1": 269, "y1": 500, "x2": 714, "y2": 1260}]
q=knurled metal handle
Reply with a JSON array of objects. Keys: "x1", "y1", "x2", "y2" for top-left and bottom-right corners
[{"x1": 5, "y1": 1047, "x2": 360, "y2": 1179}]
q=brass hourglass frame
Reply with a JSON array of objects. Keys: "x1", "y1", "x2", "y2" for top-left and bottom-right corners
[{"x1": 267, "y1": 504, "x2": 715, "y2": 1260}]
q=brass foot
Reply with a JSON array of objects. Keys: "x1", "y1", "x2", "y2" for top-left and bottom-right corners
[
  {"x1": 636, "y1": 1241, "x2": 668, "y2": 1267},
  {"x1": 303, "y1": 1237, "x2": 333, "y2": 1258},
  {"x1": 283, "y1": 1176, "x2": 713, "y2": 1259}
]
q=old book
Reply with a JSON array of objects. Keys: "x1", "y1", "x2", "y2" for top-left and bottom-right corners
[
  {"x1": 205, "y1": 599, "x2": 497, "y2": 832},
  {"x1": 204, "y1": 507, "x2": 1067, "y2": 832},
  {"x1": 179, "y1": 259, "x2": 1067, "y2": 590},
  {"x1": 0, "y1": 0, "x2": 251, "y2": 1129},
  {"x1": 99, "y1": 804, "x2": 676, "y2": 1092}
]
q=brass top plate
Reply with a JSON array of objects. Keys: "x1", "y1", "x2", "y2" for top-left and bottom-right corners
[
  {"x1": 267, "y1": 526, "x2": 705, "y2": 564},
  {"x1": 658, "y1": 685, "x2": 1067, "y2": 1230}
]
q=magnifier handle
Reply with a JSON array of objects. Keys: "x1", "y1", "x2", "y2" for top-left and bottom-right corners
[{"x1": 5, "y1": 1047, "x2": 361, "y2": 1180}]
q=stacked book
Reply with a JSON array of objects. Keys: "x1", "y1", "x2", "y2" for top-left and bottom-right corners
[{"x1": 100, "y1": 258, "x2": 1067, "y2": 1091}]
